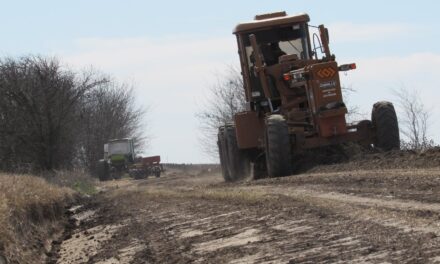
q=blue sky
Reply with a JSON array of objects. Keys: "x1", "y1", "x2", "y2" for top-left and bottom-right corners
[
  {"x1": 1, "y1": 1, "x2": 438, "y2": 54},
  {"x1": 1, "y1": 1, "x2": 439, "y2": 163}
]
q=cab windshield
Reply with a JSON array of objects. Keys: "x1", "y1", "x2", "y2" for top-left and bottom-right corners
[
  {"x1": 108, "y1": 141, "x2": 130, "y2": 155},
  {"x1": 243, "y1": 23, "x2": 310, "y2": 67}
]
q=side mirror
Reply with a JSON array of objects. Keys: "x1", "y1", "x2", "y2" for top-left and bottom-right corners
[
  {"x1": 319, "y1": 25, "x2": 331, "y2": 58},
  {"x1": 325, "y1": 28, "x2": 330, "y2": 44},
  {"x1": 319, "y1": 25, "x2": 330, "y2": 45}
]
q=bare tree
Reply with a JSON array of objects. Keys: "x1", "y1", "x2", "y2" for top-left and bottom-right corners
[
  {"x1": 196, "y1": 66, "x2": 246, "y2": 159},
  {"x1": 0, "y1": 56, "x2": 106, "y2": 171},
  {"x1": 0, "y1": 56, "x2": 148, "y2": 173},
  {"x1": 78, "y1": 80, "x2": 146, "y2": 174},
  {"x1": 393, "y1": 87, "x2": 434, "y2": 150},
  {"x1": 341, "y1": 85, "x2": 363, "y2": 123}
]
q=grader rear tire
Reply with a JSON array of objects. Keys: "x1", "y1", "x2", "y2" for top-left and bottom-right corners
[
  {"x1": 218, "y1": 127, "x2": 232, "y2": 182},
  {"x1": 265, "y1": 115, "x2": 292, "y2": 177},
  {"x1": 372, "y1": 101, "x2": 400, "y2": 151},
  {"x1": 224, "y1": 125, "x2": 249, "y2": 181}
]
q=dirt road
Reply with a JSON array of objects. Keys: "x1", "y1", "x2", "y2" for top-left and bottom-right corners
[{"x1": 52, "y1": 164, "x2": 440, "y2": 263}]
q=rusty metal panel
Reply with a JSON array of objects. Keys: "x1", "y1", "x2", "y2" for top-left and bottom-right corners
[
  {"x1": 306, "y1": 61, "x2": 348, "y2": 137},
  {"x1": 302, "y1": 129, "x2": 368, "y2": 149},
  {"x1": 318, "y1": 115, "x2": 347, "y2": 138},
  {"x1": 234, "y1": 13, "x2": 310, "y2": 34},
  {"x1": 308, "y1": 61, "x2": 344, "y2": 111},
  {"x1": 234, "y1": 111, "x2": 264, "y2": 149}
]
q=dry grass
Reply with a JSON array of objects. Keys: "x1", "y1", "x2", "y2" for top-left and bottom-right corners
[
  {"x1": 0, "y1": 193, "x2": 10, "y2": 244},
  {"x1": 109, "y1": 185, "x2": 273, "y2": 205},
  {"x1": 190, "y1": 188, "x2": 270, "y2": 203},
  {"x1": 0, "y1": 173, "x2": 74, "y2": 263},
  {"x1": 43, "y1": 169, "x2": 98, "y2": 195}
]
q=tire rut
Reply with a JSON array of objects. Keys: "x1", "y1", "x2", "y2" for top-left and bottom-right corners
[{"x1": 52, "y1": 168, "x2": 440, "y2": 263}]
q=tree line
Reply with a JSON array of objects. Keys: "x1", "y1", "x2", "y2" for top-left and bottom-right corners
[{"x1": 0, "y1": 56, "x2": 145, "y2": 174}]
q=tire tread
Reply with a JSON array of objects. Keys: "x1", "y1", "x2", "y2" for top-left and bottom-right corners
[
  {"x1": 372, "y1": 101, "x2": 400, "y2": 151},
  {"x1": 265, "y1": 115, "x2": 292, "y2": 177}
]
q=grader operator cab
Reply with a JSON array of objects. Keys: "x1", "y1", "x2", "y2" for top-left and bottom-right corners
[{"x1": 218, "y1": 11, "x2": 400, "y2": 181}]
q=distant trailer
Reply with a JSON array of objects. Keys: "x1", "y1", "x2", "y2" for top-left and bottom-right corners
[
  {"x1": 141, "y1": 155, "x2": 161, "y2": 165},
  {"x1": 130, "y1": 155, "x2": 164, "y2": 179}
]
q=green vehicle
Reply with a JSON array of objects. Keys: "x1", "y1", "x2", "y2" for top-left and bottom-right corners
[{"x1": 97, "y1": 138, "x2": 135, "y2": 181}]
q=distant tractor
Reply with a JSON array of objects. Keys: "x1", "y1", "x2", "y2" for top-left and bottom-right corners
[
  {"x1": 97, "y1": 138, "x2": 164, "y2": 181},
  {"x1": 218, "y1": 11, "x2": 400, "y2": 181}
]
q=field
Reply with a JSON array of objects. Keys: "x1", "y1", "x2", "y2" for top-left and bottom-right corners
[{"x1": 40, "y1": 149, "x2": 440, "y2": 263}]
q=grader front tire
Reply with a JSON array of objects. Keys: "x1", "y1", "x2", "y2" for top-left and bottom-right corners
[
  {"x1": 372, "y1": 101, "x2": 400, "y2": 151},
  {"x1": 265, "y1": 115, "x2": 293, "y2": 178}
]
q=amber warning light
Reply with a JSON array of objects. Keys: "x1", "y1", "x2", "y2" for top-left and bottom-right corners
[{"x1": 338, "y1": 63, "x2": 357, "y2": 71}]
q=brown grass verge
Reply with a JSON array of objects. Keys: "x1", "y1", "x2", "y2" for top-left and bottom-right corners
[
  {"x1": 0, "y1": 173, "x2": 74, "y2": 264},
  {"x1": 108, "y1": 185, "x2": 273, "y2": 206},
  {"x1": 42, "y1": 169, "x2": 98, "y2": 195}
]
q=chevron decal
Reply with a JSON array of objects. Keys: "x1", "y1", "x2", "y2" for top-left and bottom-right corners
[{"x1": 317, "y1": 67, "x2": 336, "y2": 78}]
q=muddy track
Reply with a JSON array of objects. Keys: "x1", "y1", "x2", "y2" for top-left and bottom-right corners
[{"x1": 53, "y1": 165, "x2": 440, "y2": 263}]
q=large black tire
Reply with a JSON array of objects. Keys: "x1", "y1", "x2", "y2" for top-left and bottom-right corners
[
  {"x1": 97, "y1": 160, "x2": 110, "y2": 181},
  {"x1": 224, "y1": 125, "x2": 250, "y2": 181},
  {"x1": 218, "y1": 127, "x2": 232, "y2": 182},
  {"x1": 357, "y1": 119, "x2": 373, "y2": 149},
  {"x1": 130, "y1": 169, "x2": 145, "y2": 180},
  {"x1": 109, "y1": 164, "x2": 124, "y2": 180},
  {"x1": 372, "y1": 101, "x2": 400, "y2": 151},
  {"x1": 265, "y1": 115, "x2": 293, "y2": 177}
]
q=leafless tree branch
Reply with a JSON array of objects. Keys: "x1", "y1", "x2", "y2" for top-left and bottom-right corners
[
  {"x1": 196, "y1": 66, "x2": 246, "y2": 160},
  {"x1": 393, "y1": 86, "x2": 434, "y2": 150},
  {"x1": 0, "y1": 56, "x2": 148, "y2": 173}
]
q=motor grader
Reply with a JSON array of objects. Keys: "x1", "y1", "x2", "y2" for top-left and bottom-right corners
[{"x1": 218, "y1": 11, "x2": 400, "y2": 181}]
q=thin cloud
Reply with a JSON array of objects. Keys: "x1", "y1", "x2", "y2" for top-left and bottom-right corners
[
  {"x1": 60, "y1": 35, "x2": 238, "y2": 163},
  {"x1": 344, "y1": 52, "x2": 440, "y2": 82},
  {"x1": 65, "y1": 35, "x2": 236, "y2": 69},
  {"x1": 328, "y1": 22, "x2": 415, "y2": 43},
  {"x1": 341, "y1": 52, "x2": 440, "y2": 143}
]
